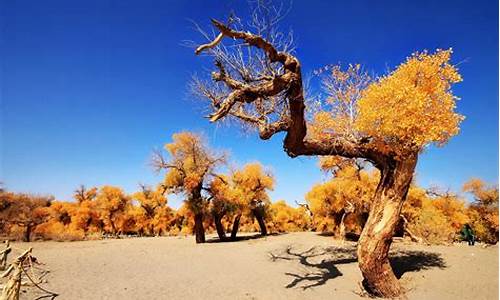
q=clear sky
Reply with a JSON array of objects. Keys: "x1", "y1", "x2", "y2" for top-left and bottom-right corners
[{"x1": 2, "y1": 0, "x2": 498, "y2": 208}]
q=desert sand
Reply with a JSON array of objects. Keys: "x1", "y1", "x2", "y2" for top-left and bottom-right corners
[{"x1": 10, "y1": 232, "x2": 499, "y2": 300}]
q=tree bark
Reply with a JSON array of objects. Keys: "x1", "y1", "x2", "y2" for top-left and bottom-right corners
[
  {"x1": 231, "y1": 214, "x2": 241, "y2": 240},
  {"x1": 332, "y1": 212, "x2": 343, "y2": 238},
  {"x1": 109, "y1": 212, "x2": 118, "y2": 237},
  {"x1": 0, "y1": 241, "x2": 11, "y2": 271},
  {"x1": 0, "y1": 264, "x2": 22, "y2": 300},
  {"x1": 357, "y1": 153, "x2": 418, "y2": 297},
  {"x1": 339, "y1": 212, "x2": 348, "y2": 240},
  {"x1": 213, "y1": 212, "x2": 227, "y2": 241},
  {"x1": 194, "y1": 212, "x2": 205, "y2": 244},
  {"x1": 253, "y1": 209, "x2": 267, "y2": 236},
  {"x1": 23, "y1": 224, "x2": 32, "y2": 242}
]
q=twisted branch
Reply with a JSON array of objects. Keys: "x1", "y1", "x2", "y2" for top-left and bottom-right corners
[{"x1": 193, "y1": 15, "x2": 389, "y2": 167}]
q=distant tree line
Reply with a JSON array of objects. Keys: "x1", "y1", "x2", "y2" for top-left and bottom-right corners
[{"x1": 0, "y1": 132, "x2": 497, "y2": 245}]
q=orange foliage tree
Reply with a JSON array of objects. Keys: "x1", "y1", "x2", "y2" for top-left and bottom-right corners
[
  {"x1": 152, "y1": 132, "x2": 225, "y2": 243},
  {"x1": 35, "y1": 201, "x2": 87, "y2": 241},
  {"x1": 94, "y1": 186, "x2": 131, "y2": 236},
  {"x1": 192, "y1": 6, "x2": 464, "y2": 294},
  {"x1": 206, "y1": 174, "x2": 237, "y2": 241},
  {"x1": 229, "y1": 163, "x2": 274, "y2": 238},
  {"x1": 402, "y1": 187, "x2": 469, "y2": 244},
  {"x1": 132, "y1": 184, "x2": 174, "y2": 236},
  {"x1": 463, "y1": 178, "x2": 499, "y2": 244},
  {"x1": 70, "y1": 185, "x2": 102, "y2": 235},
  {"x1": 0, "y1": 190, "x2": 52, "y2": 241},
  {"x1": 267, "y1": 200, "x2": 310, "y2": 233},
  {"x1": 306, "y1": 158, "x2": 376, "y2": 238}
]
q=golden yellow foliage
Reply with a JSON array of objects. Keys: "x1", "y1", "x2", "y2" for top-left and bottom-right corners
[
  {"x1": 407, "y1": 198, "x2": 457, "y2": 244},
  {"x1": 231, "y1": 162, "x2": 274, "y2": 209},
  {"x1": 463, "y1": 178, "x2": 499, "y2": 243},
  {"x1": 94, "y1": 186, "x2": 131, "y2": 235},
  {"x1": 267, "y1": 200, "x2": 310, "y2": 233},
  {"x1": 159, "y1": 132, "x2": 224, "y2": 214},
  {"x1": 0, "y1": 191, "x2": 52, "y2": 241},
  {"x1": 306, "y1": 162, "x2": 377, "y2": 234},
  {"x1": 356, "y1": 49, "x2": 464, "y2": 150},
  {"x1": 403, "y1": 186, "x2": 470, "y2": 243}
]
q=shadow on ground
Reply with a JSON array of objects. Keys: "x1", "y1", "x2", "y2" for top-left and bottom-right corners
[
  {"x1": 390, "y1": 250, "x2": 446, "y2": 278},
  {"x1": 316, "y1": 232, "x2": 361, "y2": 241},
  {"x1": 34, "y1": 295, "x2": 58, "y2": 300},
  {"x1": 269, "y1": 244, "x2": 447, "y2": 290},
  {"x1": 206, "y1": 232, "x2": 284, "y2": 243}
]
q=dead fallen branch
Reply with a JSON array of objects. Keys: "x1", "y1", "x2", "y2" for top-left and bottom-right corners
[
  {"x1": 0, "y1": 242, "x2": 11, "y2": 271},
  {"x1": 0, "y1": 247, "x2": 58, "y2": 300}
]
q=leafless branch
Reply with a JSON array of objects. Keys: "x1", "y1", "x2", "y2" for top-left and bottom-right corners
[{"x1": 191, "y1": 1, "x2": 391, "y2": 167}]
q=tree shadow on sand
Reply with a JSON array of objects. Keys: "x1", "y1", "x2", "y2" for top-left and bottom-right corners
[
  {"x1": 34, "y1": 295, "x2": 58, "y2": 300},
  {"x1": 390, "y1": 250, "x2": 447, "y2": 278},
  {"x1": 269, "y1": 245, "x2": 447, "y2": 290},
  {"x1": 206, "y1": 232, "x2": 284, "y2": 243}
]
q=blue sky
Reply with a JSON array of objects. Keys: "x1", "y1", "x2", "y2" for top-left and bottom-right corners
[{"x1": 2, "y1": 0, "x2": 498, "y2": 208}]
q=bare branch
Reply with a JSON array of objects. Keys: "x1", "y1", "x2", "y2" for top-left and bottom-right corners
[
  {"x1": 151, "y1": 148, "x2": 186, "y2": 175},
  {"x1": 191, "y1": 4, "x2": 390, "y2": 168},
  {"x1": 195, "y1": 32, "x2": 224, "y2": 55}
]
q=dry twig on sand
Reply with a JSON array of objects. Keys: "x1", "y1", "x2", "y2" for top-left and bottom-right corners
[{"x1": 0, "y1": 247, "x2": 58, "y2": 300}]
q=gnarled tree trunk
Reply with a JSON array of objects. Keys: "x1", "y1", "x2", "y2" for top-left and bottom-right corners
[
  {"x1": 231, "y1": 214, "x2": 241, "y2": 240},
  {"x1": 23, "y1": 223, "x2": 32, "y2": 242},
  {"x1": 193, "y1": 20, "x2": 428, "y2": 298},
  {"x1": 194, "y1": 212, "x2": 205, "y2": 244},
  {"x1": 252, "y1": 209, "x2": 267, "y2": 236},
  {"x1": 213, "y1": 212, "x2": 227, "y2": 241},
  {"x1": 357, "y1": 154, "x2": 418, "y2": 297}
]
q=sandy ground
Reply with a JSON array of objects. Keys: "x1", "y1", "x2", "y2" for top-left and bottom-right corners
[{"x1": 7, "y1": 232, "x2": 498, "y2": 300}]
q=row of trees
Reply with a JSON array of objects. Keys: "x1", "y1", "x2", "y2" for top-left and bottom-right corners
[
  {"x1": 305, "y1": 157, "x2": 499, "y2": 244},
  {"x1": 0, "y1": 132, "x2": 311, "y2": 243},
  {"x1": 0, "y1": 183, "x2": 309, "y2": 242},
  {"x1": 1, "y1": 145, "x2": 496, "y2": 245}
]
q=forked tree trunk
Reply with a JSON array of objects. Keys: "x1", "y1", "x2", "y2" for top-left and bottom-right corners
[
  {"x1": 213, "y1": 212, "x2": 227, "y2": 241},
  {"x1": 231, "y1": 214, "x2": 241, "y2": 240},
  {"x1": 194, "y1": 213, "x2": 205, "y2": 244},
  {"x1": 357, "y1": 154, "x2": 418, "y2": 298},
  {"x1": 253, "y1": 209, "x2": 267, "y2": 236}
]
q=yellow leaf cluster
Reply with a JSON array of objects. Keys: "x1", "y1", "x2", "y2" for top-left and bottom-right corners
[
  {"x1": 356, "y1": 49, "x2": 464, "y2": 150},
  {"x1": 306, "y1": 163, "x2": 378, "y2": 233},
  {"x1": 231, "y1": 162, "x2": 275, "y2": 209},
  {"x1": 463, "y1": 178, "x2": 499, "y2": 243},
  {"x1": 266, "y1": 200, "x2": 310, "y2": 233},
  {"x1": 162, "y1": 132, "x2": 222, "y2": 195}
]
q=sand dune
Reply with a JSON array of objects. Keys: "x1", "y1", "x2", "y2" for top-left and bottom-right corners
[{"x1": 10, "y1": 232, "x2": 499, "y2": 300}]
